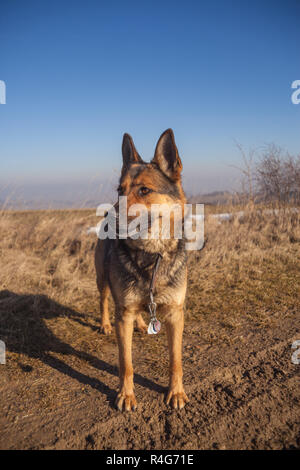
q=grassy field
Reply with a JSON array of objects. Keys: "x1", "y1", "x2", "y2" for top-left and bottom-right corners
[{"x1": 0, "y1": 205, "x2": 299, "y2": 449}]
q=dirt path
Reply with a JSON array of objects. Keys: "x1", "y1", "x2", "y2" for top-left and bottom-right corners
[{"x1": 1, "y1": 312, "x2": 299, "y2": 450}]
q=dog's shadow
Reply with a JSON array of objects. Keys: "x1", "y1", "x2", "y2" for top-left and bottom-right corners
[{"x1": 0, "y1": 290, "x2": 165, "y2": 408}]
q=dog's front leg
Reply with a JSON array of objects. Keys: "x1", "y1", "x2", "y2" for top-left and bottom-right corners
[
  {"x1": 165, "y1": 308, "x2": 189, "y2": 409},
  {"x1": 115, "y1": 309, "x2": 137, "y2": 411}
]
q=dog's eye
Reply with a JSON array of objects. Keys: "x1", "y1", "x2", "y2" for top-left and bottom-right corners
[{"x1": 139, "y1": 186, "x2": 152, "y2": 196}]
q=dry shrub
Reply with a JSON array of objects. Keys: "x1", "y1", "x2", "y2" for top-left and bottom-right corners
[{"x1": 256, "y1": 144, "x2": 300, "y2": 205}]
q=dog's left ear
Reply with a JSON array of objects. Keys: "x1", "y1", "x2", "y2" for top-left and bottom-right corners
[{"x1": 152, "y1": 129, "x2": 183, "y2": 181}]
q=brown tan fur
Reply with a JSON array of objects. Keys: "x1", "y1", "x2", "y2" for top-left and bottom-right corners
[{"x1": 95, "y1": 129, "x2": 189, "y2": 410}]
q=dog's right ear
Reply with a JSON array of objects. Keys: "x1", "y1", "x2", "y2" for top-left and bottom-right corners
[
  {"x1": 152, "y1": 129, "x2": 182, "y2": 181},
  {"x1": 122, "y1": 133, "x2": 142, "y2": 169}
]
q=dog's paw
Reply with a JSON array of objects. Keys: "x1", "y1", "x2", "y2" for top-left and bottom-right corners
[
  {"x1": 136, "y1": 322, "x2": 148, "y2": 334},
  {"x1": 135, "y1": 315, "x2": 148, "y2": 334},
  {"x1": 115, "y1": 391, "x2": 137, "y2": 411},
  {"x1": 166, "y1": 389, "x2": 189, "y2": 410},
  {"x1": 99, "y1": 323, "x2": 112, "y2": 335}
]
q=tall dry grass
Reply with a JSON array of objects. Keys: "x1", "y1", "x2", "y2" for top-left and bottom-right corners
[
  {"x1": 188, "y1": 205, "x2": 300, "y2": 335},
  {"x1": 0, "y1": 209, "x2": 98, "y2": 309}
]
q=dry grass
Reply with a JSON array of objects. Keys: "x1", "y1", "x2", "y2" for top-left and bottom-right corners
[
  {"x1": 188, "y1": 206, "x2": 300, "y2": 333},
  {"x1": 0, "y1": 204, "x2": 299, "y2": 371}
]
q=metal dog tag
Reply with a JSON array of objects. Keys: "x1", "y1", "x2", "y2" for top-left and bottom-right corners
[{"x1": 147, "y1": 319, "x2": 161, "y2": 335}]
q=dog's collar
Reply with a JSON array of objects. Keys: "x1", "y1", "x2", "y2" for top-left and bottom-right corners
[
  {"x1": 147, "y1": 253, "x2": 163, "y2": 334},
  {"x1": 149, "y1": 252, "x2": 163, "y2": 304}
]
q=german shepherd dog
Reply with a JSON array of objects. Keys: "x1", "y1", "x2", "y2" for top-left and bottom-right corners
[{"x1": 95, "y1": 129, "x2": 189, "y2": 411}]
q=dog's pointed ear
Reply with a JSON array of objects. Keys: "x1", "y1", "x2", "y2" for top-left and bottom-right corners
[
  {"x1": 122, "y1": 133, "x2": 142, "y2": 168},
  {"x1": 152, "y1": 129, "x2": 183, "y2": 180}
]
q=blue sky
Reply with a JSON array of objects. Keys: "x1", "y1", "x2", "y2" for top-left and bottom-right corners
[{"x1": 0, "y1": 0, "x2": 299, "y2": 200}]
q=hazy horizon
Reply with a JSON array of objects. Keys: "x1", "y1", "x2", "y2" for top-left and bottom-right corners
[{"x1": 0, "y1": 161, "x2": 243, "y2": 209}]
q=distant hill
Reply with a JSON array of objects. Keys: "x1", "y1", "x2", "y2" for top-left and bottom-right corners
[{"x1": 188, "y1": 191, "x2": 234, "y2": 205}]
